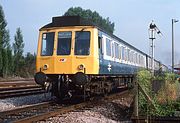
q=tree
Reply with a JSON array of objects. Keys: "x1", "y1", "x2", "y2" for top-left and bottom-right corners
[
  {"x1": 0, "y1": 4, "x2": 35, "y2": 78},
  {"x1": 64, "y1": 7, "x2": 115, "y2": 34},
  {"x1": 13, "y1": 52, "x2": 36, "y2": 78},
  {"x1": 5, "y1": 29, "x2": 13, "y2": 76},
  {"x1": 6, "y1": 44, "x2": 13, "y2": 76},
  {"x1": 13, "y1": 27, "x2": 25, "y2": 76},
  {"x1": 0, "y1": 5, "x2": 13, "y2": 77},
  {"x1": 2, "y1": 29, "x2": 13, "y2": 77},
  {"x1": 24, "y1": 52, "x2": 36, "y2": 77},
  {"x1": 0, "y1": 5, "x2": 6, "y2": 76}
]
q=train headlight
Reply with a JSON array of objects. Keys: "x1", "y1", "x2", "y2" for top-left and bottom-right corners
[
  {"x1": 43, "y1": 64, "x2": 48, "y2": 70},
  {"x1": 78, "y1": 64, "x2": 84, "y2": 70}
]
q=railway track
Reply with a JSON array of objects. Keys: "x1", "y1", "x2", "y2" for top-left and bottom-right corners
[
  {"x1": 131, "y1": 116, "x2": 180, "y2": 123},
  {"x1": 0, "y1": 78, "x2": 36, "y2": 88},
  {"x1": 0, "y1": 88, "x2": 134, "y2": 123},
  {"x1": 0, "y1": 86, "x2": 45, "y2": 99},
  {"x1": 0, "y1": 79, "x2": 45, "y2": 99},
  {"x1": 0, "y1": 78, "x2": 34, "y2": 82}
]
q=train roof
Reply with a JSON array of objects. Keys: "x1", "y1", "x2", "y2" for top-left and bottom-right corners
[
  {"x1": 40, "y1": 16, "x2": 163, "y2": 64},
  {"x1": 41, "y1": 16, "x2": 147, "y2": 54},
  {"x1": 40, "y1": 16, "x2": 96, "y2": 30}
]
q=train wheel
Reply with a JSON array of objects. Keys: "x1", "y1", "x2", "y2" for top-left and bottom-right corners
[{"x1": 52, "y1": 76, "x2": 65, "y2": 101}]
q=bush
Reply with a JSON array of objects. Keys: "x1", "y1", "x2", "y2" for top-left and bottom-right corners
[
  {"x1": 137, "y1": 69, "x2": 151, "y2": 93},
  {"x1": 137, "y1": 70, "x2": 180, "y2": 116}
]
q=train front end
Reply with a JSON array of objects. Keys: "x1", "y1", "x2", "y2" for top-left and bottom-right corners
[{"x1": 34, "y1": 16, "x2": 99, "y2": 99}]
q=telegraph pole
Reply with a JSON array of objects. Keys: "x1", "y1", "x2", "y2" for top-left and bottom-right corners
[{"x1": 172, "y1": 19, "x2": 179, "y2": 72}]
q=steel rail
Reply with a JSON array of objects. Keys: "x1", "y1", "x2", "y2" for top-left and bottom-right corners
[
  {"x1": 0, "y1": 81, "x2": 38, "y2": 87},
  {"x1": 0, "y1": 78, "x2": 44, "y2": 99},
  {"x1": 0, "y1": 101, "x2": 54, "y2": 123},
  {"x1": 131, "y1": 116, "x2": 180, "y2": 123},
  {"x1": 14, "y1": 101, "x2": 90, "y2": 123},
  {"x1": 0, "y1": 85, "x2": 41, "y2": 91},
  {"x1": 0, "y1": 79, "x2": 38, "y2": 90},
  {"x1": 0, "y1": 90, "x2": 130, "y2": 123},
  {"x1": 0, "y1": 78, "x2": 34, "y2": 82},
  {"x1": 0, "y1": 88, "x2": 133, "y2": 123},
  {"x1": 0, "y1": 87, "x2": 45, "y2": 99}
]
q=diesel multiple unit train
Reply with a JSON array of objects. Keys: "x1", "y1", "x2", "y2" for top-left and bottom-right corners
[{"x1": 34, "y1": 16, "x2": 168, "y2": 99}]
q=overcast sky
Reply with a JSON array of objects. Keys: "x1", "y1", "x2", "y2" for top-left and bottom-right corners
[{"x1": 0, "y1": 0, "x2": 180, "y2": 66}]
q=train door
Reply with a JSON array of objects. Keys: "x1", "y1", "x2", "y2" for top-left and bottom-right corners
[
  {"x1": 98, "y1": 35, "x2": 103, "y2": 57},
  {"x1": 98, "y1": 31, "x2": 104, "y2": 74},
  {"x1": 36, "y1": 32, "x2": 55, "y2": 73}
]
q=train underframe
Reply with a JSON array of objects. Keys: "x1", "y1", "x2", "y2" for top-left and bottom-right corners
[{"x1": 35, "y1": 72, "x2": 135, "y2": 100}]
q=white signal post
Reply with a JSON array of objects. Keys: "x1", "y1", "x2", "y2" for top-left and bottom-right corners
[{"x1": 148, "y1": 21, "x2": 162, "y2": 75}]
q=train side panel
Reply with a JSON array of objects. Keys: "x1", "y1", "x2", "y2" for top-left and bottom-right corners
[{"x1": 98, "y1": 31, "x2": 146, "y2": 75}]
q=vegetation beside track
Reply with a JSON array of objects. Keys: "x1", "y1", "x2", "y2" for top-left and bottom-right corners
[{"x1": 137, "y1": 69, "x2": 180, "y2": 117}]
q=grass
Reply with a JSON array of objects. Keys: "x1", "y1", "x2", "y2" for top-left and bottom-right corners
[{"x1": 137, "y1": 69, "x2": 180, "y2": 116}]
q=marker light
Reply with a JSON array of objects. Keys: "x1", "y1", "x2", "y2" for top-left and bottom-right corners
[{"x1": 78, "y1": 64, "x2": 84, "y2": 70}]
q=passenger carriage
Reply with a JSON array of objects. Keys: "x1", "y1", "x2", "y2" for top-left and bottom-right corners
[{"x1": 34, "y1": 16, "x2": 164, "y2": 99}]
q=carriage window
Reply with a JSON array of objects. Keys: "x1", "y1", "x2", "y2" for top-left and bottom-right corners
[
  {"x1": 75, "y1": 31, "x2": 90, "y2": 55},
  {"x1": 129, "y1": 50, "x2": 132, "y2": 62},
  {"x1": 124, "y1": 48, "x2": 127, "y2": 61},
  {"x1": 106, "y1": 38, "x2": 111, "y2": 56},
  {"x1": 136, "y1": 53, "x2": 138, "y2": 64},
  {"x1": 127, "y1": 49, "x2": 130, "y2": 61},
  {"x1": 149, "y1": 57, "x2": 152, "y2": 67},
  {"x1": 112, "y1": 43, "x2": 115, "y2": 57},
  {"x1": 133, "y1": 53, "x2": 136, "y2": 63},
  {"x1": 122, "y1": 47, "x2": 125, "y2": 60},
  {"x1": 115, "y1": 43, "x2": 119, "y2": 59},
  {"x1": 119, "y1": 46, "x2": 122, "y2": 59},
  {"x1": 57, "y1": 32, "x2": 72, "y2": 55},
  {"x1": 139, "y1": 55, "x2": 141, "y2": 64},
  {"x1": 41, "y1": 32, "x2": 55, "y2": 56},
  {"x1": 132, "y1": 52, "x2": 134, "y2": 62},
  {"x1": 141, "y1": 56, "x2": 144, "y2": 66}
]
